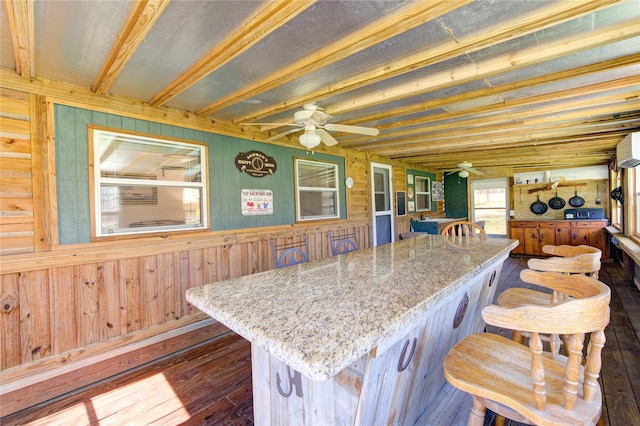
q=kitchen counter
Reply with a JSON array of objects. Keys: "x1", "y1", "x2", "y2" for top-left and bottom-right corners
[{"x1": 186, "y1": 235, "x2": 518, "y2": 424}]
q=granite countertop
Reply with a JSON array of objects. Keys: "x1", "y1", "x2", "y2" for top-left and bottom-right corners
[{"x1": 186, "y1": 235, "x2": 518, "y2": 381}]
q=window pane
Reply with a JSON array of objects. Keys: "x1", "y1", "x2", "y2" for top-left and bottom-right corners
[
  {"x1": 299, "y1": 191, "x2": 337, "y2": 217},
  {"x1": 296, "y1": 159, "x2": 339, "y2": 221},
  {"x1": 416, "y1": 194, "x2": 429, "y2": 210},
  {"x1": 92, "y1": 128, "x2": 207, "y2": 237}
]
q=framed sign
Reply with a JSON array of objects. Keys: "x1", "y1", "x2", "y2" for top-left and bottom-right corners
[
  {"x1": 241, "y1": 189, "x2": 273, "y2": 215},
  {"x1": 396, "y1": 191, "x2": 406, "y2": 216}
]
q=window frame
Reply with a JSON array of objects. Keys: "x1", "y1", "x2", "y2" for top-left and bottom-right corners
[
  {"x1": 414, "y1": 175, "x2": 432, "y2": 212},
  {"x1": 294, "y1": 158, "x2": 340, "y2": 222},
  {"x1": 88, "y1": 126, "x2": 209, "y2": 239}
]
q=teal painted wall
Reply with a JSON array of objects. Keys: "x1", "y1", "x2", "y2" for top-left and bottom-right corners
[
  {"x1": 405, "y1": 169, "x2": 436, "y2": 213},
  {"x1": 54, "y1": 104, "x2": 346, "y2": 244},
  {"x1": 444, "y1": 173, "x2": 468, "y2": 218}
]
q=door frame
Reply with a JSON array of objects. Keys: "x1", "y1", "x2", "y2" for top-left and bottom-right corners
[{"x1": 371, "y1": 162, "x2": 394, "y2": 246}]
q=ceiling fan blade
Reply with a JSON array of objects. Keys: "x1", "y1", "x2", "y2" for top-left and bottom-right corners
[
  {"x1": 264, "y1": 128, "x2": 301, "y2": 142},
  {"x1": 308, "y1": 111, "x2": 332, "y2": 125},
  {"x1": 442, "y1": 168, "x2": 462, "y2": 173},
  {"x1": 317, "y1": 129, "x2": 338, "y2": 146},
  {"x1": 468, "y1": 167, "x2": 484, "y2": 175},
  {"x1": 324, "y1": 123, "x2": 379, "y2": 136}
]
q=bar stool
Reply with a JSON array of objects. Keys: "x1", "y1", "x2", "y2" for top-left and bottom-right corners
[
  {"x1": 328, "y1": 228, "x2": 358, "y2": 256},
  {"x1": 269, "y1": 235, "x2": 310, "y2": 268},
  {"x1": 444, "y1": 269, "x2": 610, "y2": 426},
  {"x1": 497, "y1": 245, "x2": 601, "y2": 354},
  {"x1": 440, "y1": 221, "x2": 486, "y2": 249}
]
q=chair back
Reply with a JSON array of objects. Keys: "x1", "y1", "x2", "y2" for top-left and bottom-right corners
[
  {"x1": 440, "y1": 221, "x2": 486, "y2": 249},
  {"x1": 482, "y1": 270, "x2": 610, "y2": 414},
  {"x1": 328, "y1": 229, "x2": 358, "y2": 256},
  {"x1": 542, "y1": 244, "x2": 601, "y2": 258},
  {"x1": 528, "y1": 251, "x2": 600, "y2": 277},
  {"x1": 270, "y1": 235, "x2": 310, "y2": 269}
]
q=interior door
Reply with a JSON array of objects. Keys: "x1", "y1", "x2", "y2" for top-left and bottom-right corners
[
  {"x1": 371, "y1": 163, "x2": 394, "y2": 246},
  {"x1": 471, "y1": 178, "x2": 509, "y2": 237}
]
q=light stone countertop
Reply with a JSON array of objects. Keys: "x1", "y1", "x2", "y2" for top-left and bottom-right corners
[{"x1": 186, "y1": 235, "x2": 518, "y2": 381}]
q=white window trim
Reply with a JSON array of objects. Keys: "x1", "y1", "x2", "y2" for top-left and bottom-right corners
[
  {"x1": 89, "y1": 127, "x2": 208, "y2": 238},
  {"x1": 295, "y1": 158, "x2": 340, "y2": 222},
  {"x1": 415, "y1": 175, "x2": 431, "y2": 212}
]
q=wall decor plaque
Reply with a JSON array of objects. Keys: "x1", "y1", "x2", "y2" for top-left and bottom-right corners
[{"x1": 235, "y1": 151, "x2": 277, "y2": 177}]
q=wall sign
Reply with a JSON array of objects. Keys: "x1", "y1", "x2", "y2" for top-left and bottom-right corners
[
  {"x1": 242, "y1": 189, "x2": 273, "y2": 215},
  {"x1": 235, "y1": 151, "x2": 277, "y2": 177}
]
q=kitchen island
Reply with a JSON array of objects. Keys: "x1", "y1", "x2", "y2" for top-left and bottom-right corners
[{"x1": 186, "y1": 234, "x2": 518, "y2": 425}]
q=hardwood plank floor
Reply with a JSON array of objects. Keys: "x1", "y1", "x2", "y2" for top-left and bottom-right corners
[{"x1": 2, "y1": 256, "x2": 639, "y2": 426}]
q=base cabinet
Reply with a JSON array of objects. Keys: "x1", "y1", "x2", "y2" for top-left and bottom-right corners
[{"x1": 509, "y1": 220, "x2": 607, "y2": 256}]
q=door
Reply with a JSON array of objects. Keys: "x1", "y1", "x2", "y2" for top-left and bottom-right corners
[
  {"x1": 471, "y1": 178, "x2": 509, "y2": 237},
  {"x1": 371, "y1": 163, "x2": 394, "y2": 246}
]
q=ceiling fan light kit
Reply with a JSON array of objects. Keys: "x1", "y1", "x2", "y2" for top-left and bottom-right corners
[
  {"x1": 299, "y1": 131, "x2": 321, "y2": 149},
  {"x1": 458, "y1": 170, "x2": 470, "y2": 179}
]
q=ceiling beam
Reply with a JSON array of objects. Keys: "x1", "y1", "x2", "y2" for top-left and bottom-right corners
[
  {"x1": 4, "y1": 0, "x2": 34, "y2": 78},
  {"x1": 342, "y1": 93, "x2": 640, "y2": 147},
  {"x1": 196, "y1": 0, "x2": 471, "y2": 117},
  {"x1": 149, "y1": 0, "x2": 315, "y2": 107},
  {"x1": 93, "y1": 0, "x2": 171, "y2": 95},
  {"x1": 239, "y1": 0, "x2": 620, "y2": 123},
  {"x1": 327, "y1": 18, "x2": 640, "y2": 116}
]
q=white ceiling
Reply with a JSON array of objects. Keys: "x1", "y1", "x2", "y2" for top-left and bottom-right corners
[{"x1": 2, "y1": 0, "x2": 639, "y2": 175}]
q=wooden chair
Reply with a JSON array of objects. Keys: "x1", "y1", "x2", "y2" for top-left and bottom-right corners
[
  {"x1": 497, "y1": 246, "x2": 602, "y2": 354},
  {"x1": 328, "y1": 229, "x2": 358, "y2": 256},
  {"x1": 440, "y1": 221, "x2": 486, "y2": 249},
  {"x1": 270, "y1": 235, "x2": 310, "y2": 269},
  {"x1": 444, "y1": 269, "x2": 610, "y2": 426}
]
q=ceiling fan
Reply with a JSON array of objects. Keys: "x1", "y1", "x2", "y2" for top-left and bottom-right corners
[
  {"x1": 242, "y1": 104, "x2": 379, "y2": 149},
  {"x1": 444, "y1": 161, "x2": 485, "y2": 179}
]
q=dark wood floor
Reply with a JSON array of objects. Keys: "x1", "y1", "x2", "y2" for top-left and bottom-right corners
[{"x1": 3, "y1": 257, "x2": 639, "y2": 426}]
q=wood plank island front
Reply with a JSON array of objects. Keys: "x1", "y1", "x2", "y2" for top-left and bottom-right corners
[{"x1": 186, "y1": 235, "x2": 518, "y2": 425}]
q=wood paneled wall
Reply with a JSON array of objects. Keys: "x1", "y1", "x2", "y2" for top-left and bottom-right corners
[
  {"x1": 0, "y1": 89, "x2": 34, "y2": 255},
  {"x1": 0, "y1": 81, "x2": 425, "y2": 414}
]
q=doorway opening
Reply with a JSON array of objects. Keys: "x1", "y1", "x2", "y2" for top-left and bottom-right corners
[{"x1": 470, "y1": 178, "x2": 509, "y2": 237}]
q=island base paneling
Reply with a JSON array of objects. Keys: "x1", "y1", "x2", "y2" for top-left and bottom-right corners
[{"x1": 251, "y1": 260, "x2": 504, "y2": 425}]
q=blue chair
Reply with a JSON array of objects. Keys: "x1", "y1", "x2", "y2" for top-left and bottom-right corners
[
  {"x1": 270, "y1": 235, "x2": 310, "y2": 268},
  {"x1": 328, "y1": 229, "x2": 358, "y2": 256}
]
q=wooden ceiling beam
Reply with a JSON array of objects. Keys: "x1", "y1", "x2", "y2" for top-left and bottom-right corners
[
  {"x1": 239, "y1": 0, "x2": 619, "y2": 123},
  {"x1": 341, "y1": 53, "x2": 640, "y2": 127},
  {"x1": 328, "y1": 18, "x2": 640, "y2": 116},
  {"x1": 149, "y1": 1, "x2": 315, "y2": 107},
  {"x1": 4, "y1": 0, "x2": 34, "y2": 78},
  {"x1": 371, "y1": 75, "x2": 640, "y2": 132},
  {"x1": 342, "y1": 93, "x2": 640, "y2": 146},
  {"x1": 197, "y1": 0, "x2": 471, "y2": 117},
  {"x1": 359, "y1": 118, "x2": 639, "y2": 154},
  {"x1": 93, "y1": 0, "x2": 171, "y2": 95},
  {"x1": 365, "y1": 118, "x2": 638, "y2": 157}
]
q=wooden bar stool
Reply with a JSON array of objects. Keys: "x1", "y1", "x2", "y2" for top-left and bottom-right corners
[
  {"x1": 444, "y1": 270, "x2": 610, "y2": 426},
  {"x1": 497, "y1": 246, "x2": 601, "y2": 354},
  {"x1": 440, "y1": 221, "x2": 486, "y2": 249}
]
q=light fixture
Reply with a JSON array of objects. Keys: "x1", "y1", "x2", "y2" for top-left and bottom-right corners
[
  {"x1": 299, "y1": 131, "x2": 321, "y2": 149},
  {"x1": 458, "y1": 170, "x2": 469, "y2": 179}
]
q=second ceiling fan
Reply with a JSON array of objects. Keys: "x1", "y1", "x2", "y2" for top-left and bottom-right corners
[
  {"x1": 242, "y1": 104, "x2": 379, "y2": 149},
  {"x1": 444, "y1": 161, "x2": 485, "y2": 178}
]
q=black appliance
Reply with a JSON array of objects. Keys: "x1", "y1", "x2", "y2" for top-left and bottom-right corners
[{"x1": 563, "y1": 208, "x2": 605, "y2": 220}]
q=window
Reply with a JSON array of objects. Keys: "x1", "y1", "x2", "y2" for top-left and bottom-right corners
[
  {"x1": 295, "y1": 159, "x2": 339, "y2": 221},
  {"x1": 415, "y1": 176, "x2": 431, "y2": 211},
  {"x1": 89, "y1": 127, "x2": 208, "y2": 238}
]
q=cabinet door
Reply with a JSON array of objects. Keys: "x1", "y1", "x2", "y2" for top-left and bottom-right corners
[
  {"x1": 540, "y1": 221, "x2": 571, "y2": 252},
  {"x1": 523, "y1": 228, "x2": 541, "y2": 255},
  {"x1": 570, "y1": 227, "x2": 589, "y2": 246},
  {"x1": 509, "y1": 221, "x2": 538, "y2": 255},
  {"x1": 509, "y1": 227, "x2": 527, "y2": 255}
]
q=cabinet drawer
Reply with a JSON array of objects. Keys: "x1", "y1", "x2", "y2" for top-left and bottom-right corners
[
  {"x1": 570, "y1": 221, "x2": 606, "y2": 228},
  {"x1": 539, "y1": 221, "x2": 570, "y2": 228},
  {"x1": 509, "y1": 221, "x2": 538, "y2": 228}
]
